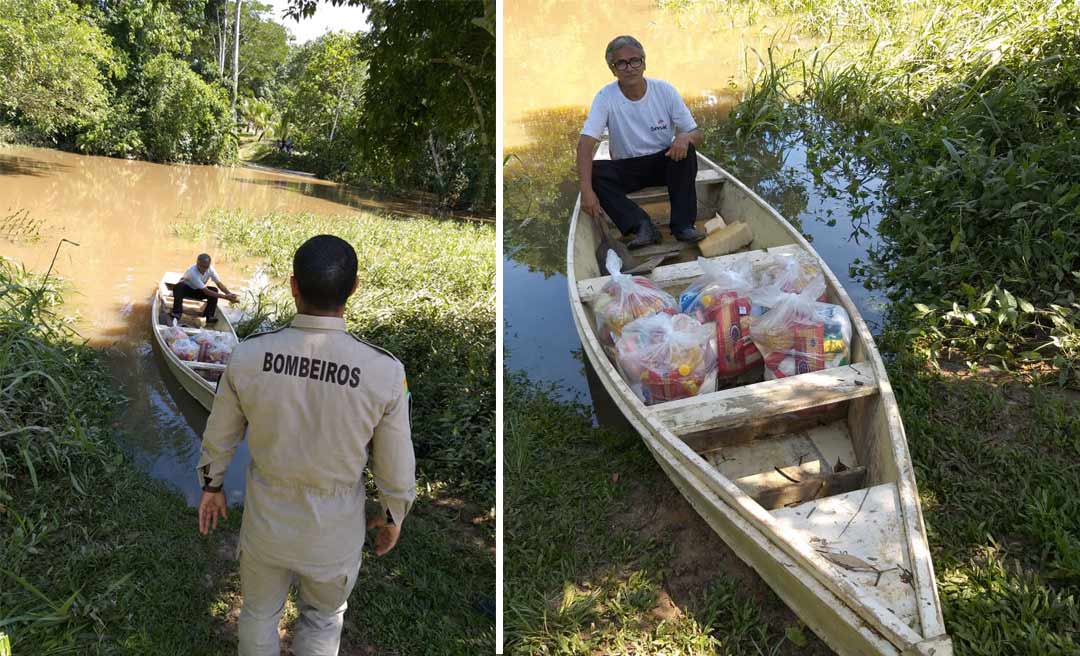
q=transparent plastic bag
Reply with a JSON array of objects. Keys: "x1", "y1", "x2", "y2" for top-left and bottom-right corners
[
  {"x1": 192, "y1": 330, "x2": 218, "y2": 347},
  {"x1": 679, "y1": 257, "x2": 760, "y2": 378},
  {"x1": 753, "y1": 250, "x2": 826, "y2": 299},
  {"x1": 204, "y1": 335, "x2": 234, "y2": 364},
  {"x1": 749, "y1": 286, "x2": 852, "y2": 382},
  {"x1": 594, "y1": 251, "x2": 677, "y2": 347},
  {"x1": 616, "y1": 313, "x2": 716, "y2": 405},
  {"x1": 162, "y1": 319, "x2": 188, "y2": 346},
  {"x1": 171, "y1": 337, "x2": 199, "y2": 362}
]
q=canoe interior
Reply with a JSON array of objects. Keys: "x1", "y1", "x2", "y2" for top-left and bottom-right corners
[
  {"x1": 571, "y1": 153, "x2": 936, "y2": 641},
  {"x1": 153, "y1": 275, "x2": 236, "y2": 387}
]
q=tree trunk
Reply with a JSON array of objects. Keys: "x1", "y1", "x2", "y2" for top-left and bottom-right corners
[
  {"x1": 328, "y1": 78, "x2": 348, "y2": 145},
  {"x1": 231, "y1": 0, "x2": 242, "y2": 115},
  {"x1": 217, "y1": 5, "x2": 226, "y2": 77},
  {"x1": 428, "y1": 132, "x2": 444, "y2": 189}
]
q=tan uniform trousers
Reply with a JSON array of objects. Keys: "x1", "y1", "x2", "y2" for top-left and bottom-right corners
[{"x1": 238, "y1": 548, "x2": 362, "y2": 656}]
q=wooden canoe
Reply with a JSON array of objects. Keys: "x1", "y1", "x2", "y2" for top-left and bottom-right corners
[
  {"x1": 567, "y1": 144, "x2": 952, "y2": 656},
  {"x1": 151, "y1": 272, "x2": 238, "y2": 412}
]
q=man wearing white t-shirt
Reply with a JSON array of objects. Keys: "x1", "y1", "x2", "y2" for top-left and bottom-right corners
[
  {"x1": 577, "y1": 35, "x2": 705, "y2": 248},
  {"x1": 171, "y1": 253, "x2": 238, "y2": 324}
]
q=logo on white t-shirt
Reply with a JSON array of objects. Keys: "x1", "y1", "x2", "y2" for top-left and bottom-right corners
[{"x1": 650, "y1": 119, "x2": 669, "y2": 133}]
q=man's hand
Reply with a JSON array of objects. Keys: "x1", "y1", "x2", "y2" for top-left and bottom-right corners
[
  {"x1": 580, "y1": 188, "x2": 603, "y2": 219},
  {"x1": 226, "y1": 293, "x2": 239, "y2": 303},
  {"x1": 666, "y1": 133, "x2": 693, "y2": 161},
  {"x1": 198, "y1": 490, "x2": 228, "y2": 535},
  {"x1": 367, "y1": 512, "x2": 401, "y2": 556}
]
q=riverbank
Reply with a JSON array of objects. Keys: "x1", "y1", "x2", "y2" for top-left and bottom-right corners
[{"x1": 1, "y1": 204, "x2": 495, "y2": 653}]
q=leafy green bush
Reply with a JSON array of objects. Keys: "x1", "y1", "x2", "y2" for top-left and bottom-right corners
[
  {"x1": 707, "y1": 0, "x2": 1080, "y2": 381},
  {"x1": 139, "y1": 54, "x2": 237, "y2": 163},
  {"x1": 0, "y1": 0, "x2": 120, "y2": 136}
]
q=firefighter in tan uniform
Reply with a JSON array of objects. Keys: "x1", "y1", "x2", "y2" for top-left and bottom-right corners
[{"x1": 196, "y1": 235, "x2": 416, "y2": 656}]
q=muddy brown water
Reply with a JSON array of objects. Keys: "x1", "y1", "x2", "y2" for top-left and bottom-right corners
[{"x1": 0, "y1": 144, "x2": 436, "y2": 505}]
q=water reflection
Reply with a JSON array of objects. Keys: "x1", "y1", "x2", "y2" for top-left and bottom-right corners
[{"x1": 105, "y1": 299, "x2": 249, "y2": 507}]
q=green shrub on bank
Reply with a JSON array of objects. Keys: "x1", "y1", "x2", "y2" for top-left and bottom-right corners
[
  {"x1": 706, "y1": 0, "x2": 1080, "y2": 381},
  {"x1": 139, "y1": 54, "x2": 237, "y2": 163},
  {"x1": 177, "y1": 209, "x2": 496, "y2": 505}
]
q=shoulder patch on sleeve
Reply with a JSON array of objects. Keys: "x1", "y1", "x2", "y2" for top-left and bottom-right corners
[
  {"x1": 347, "y1": 333, "x2": 401, "y2": 363},
  {"x1": 241, "y1": 324, "x2": 288, "y2": 342}
]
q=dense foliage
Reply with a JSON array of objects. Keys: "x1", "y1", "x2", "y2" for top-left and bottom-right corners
[
  {"x1": 0, "y1": 0, "x2": 119, "y2": 135},
  {"x1": 0, "y1": 0, "x2": 494, "y2": 211},
  {"x1": 701, "y1": 0, "x2": 1080, "y2": 383},
  {"x1": 260, "y1": 0, "x2": 495, "y2": 211}
]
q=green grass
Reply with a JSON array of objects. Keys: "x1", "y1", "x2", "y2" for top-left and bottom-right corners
[
  {"x1": 0, "y1": 257, "x2": 238, "y2": 653},
  {"x1": 886, "y1": 345, "x2": 1080, "y2": 654},
  {"x1": 176, "y1": 208, "x2": 496, "y2": 508},
  {"x1": 504, "y1": 373, "x2": 829, "y2": 655}
]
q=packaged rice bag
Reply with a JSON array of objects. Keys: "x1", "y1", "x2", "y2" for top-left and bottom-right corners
[
  {"x1": 616, "y1": 313, "x2": 717, "y2": 405},
  {"x1": 679, "y1": 257, "x2": 761, "y2": 378},
  {"x1": 749, "y1": 286, "x2": 852, "y2": 382},
  {"x1": 753, "y1": 250, "x2": 826, "y2": 300},
  {"x1": 171, "y1": 337, "x2": 199, "y2": 362},
  {"x1": 594, "y1": 251, "x2": 677, "y2": 347}
]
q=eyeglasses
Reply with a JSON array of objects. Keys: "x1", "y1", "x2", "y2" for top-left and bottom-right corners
[{"x1": 612, "y1": 57, "x2": 644, "y2": 71}]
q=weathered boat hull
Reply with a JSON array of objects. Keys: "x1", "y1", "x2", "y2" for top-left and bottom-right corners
[
  {"x1": 567, "y1": 146, "x2": 952, "y2": 655},
  {"x1": 151, "y1": 272, "x2": 237, "y2": 412}
]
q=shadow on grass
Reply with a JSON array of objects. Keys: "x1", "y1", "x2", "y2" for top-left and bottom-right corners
[{"x1": 503, "y1": 371, "x2": 831, "y2": 655}]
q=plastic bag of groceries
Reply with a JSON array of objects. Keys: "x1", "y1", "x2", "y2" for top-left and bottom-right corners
[
  {"x1": 748, "y1": 284, "x2": 852, "y2": 382},
  {"x1": 752, "y1": 250, "x2": 826, "y2": 300},
  {"x1": 162, "y1": 321, "x2": 188, "y2": 346},
  {"x1": 594, "y1": 251, "x2": 677, "y2": 348},
  {"x1": 204, "y1": 335, "x2": 234, "y2": 365},
  {"x1": 171, "y1": 337, "x2": 199, "y2": 362},
  {"x1": 192, "y1": 330, "x2": 218, "y2": 347},
  {"x1": 616, "y1": 313, "x2": 717, "y2": 405},
  {"x1": 679, "y1": 256, "x2": 761, "y2": 378}
]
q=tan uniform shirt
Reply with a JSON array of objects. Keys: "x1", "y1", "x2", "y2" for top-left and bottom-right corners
[{"x1": 197, "y1": 314, "x2": 416, "y2": 568}]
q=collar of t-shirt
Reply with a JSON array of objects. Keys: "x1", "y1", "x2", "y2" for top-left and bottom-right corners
[{"x1": 291, "y1": 314, "x2": 347, "y2": 331}]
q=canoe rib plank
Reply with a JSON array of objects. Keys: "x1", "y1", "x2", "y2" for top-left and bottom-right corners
[
  {"x1": 629, "y1": 168, "x2": 724, "y2": 202},
  {"x1": 652, "y1": 362, "x2": 878, "y2": 435},
  {"x1": 752, "y1": 466, "x2": 868, "y2": 510},
  {"x1": 577, "y1": 244, "x2": 803, "y2": 303}
]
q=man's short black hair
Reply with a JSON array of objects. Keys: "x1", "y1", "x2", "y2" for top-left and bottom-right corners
[{"x1": 293, "y1": 235, "x2": 358, "y2": 311}]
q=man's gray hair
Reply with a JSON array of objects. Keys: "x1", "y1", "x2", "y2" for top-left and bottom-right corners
[
  {"x1": 605, "y1": 35, "x2": 645, "y2": 66},
  {"x1": 197, "y1": 253, "x2": 211, "y2": 264}
]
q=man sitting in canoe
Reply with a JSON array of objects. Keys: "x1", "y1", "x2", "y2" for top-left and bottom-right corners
[
  {"x1": 577, "y1": 35, "x2": 706, "y2": 248},
  {"x1": 170, "y1": 253, "x2": 238, "y2": 324}
]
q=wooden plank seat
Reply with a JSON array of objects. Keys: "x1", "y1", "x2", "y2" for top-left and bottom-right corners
[
  {"x1": 577, "y1": 244, "x2": 803, "y2": 303},
  {"x1": 651, "y1": 362, "x2": 878, "y2": 436},
  {"x1": 628, "y1": 167, "x2": 724, "y2": 202}
]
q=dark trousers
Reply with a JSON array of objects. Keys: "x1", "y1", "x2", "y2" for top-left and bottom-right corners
[
  {"x1": 172, "y1": 282, "x2": 217, "y2": 319},
  {"x1": 591, "y1": 144, "x2": 698, "y2": 235}
]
